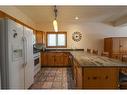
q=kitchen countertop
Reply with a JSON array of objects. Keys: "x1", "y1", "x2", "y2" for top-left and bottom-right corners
[{"x1": 70, "y1": 51, "x2": 127, "y2": 67}]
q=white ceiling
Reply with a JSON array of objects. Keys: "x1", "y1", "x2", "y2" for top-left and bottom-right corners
[{"x1": 16, "y1": 6, "x2": 127, "y2": 27}]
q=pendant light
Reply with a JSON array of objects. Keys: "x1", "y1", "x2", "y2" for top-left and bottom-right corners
[{"x1": 53, "y1": 6, "x2": 58, "y2": 32}]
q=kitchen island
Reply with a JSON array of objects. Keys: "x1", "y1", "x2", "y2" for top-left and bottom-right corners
[{"x1": 70, "y1": 51, "x2": 127, "y2": 89}]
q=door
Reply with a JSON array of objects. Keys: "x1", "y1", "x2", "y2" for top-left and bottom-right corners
[
  {"x1": 8, "y1": 19, "x2": 25, "y2": 89},
  {"x1": 23, "y1": 27, "x2": 34, "y2": 89}
]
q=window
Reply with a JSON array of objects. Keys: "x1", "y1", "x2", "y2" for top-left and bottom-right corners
[{"x1": 46, "y1": 32, "x2": 67, "y2": 48}]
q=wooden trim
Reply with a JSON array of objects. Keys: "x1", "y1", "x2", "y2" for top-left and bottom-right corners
[
  {"x1": 46, "y1": 31, "x2": 67, "y2": 48},
  {"x1": 82, "y1": 68, "x2": 84, "y2": 89},
  {"x1": 0, "y1": 10, "x2": 43, "y2": 32},
  {"x1": 0, "y1": 11, "x2": 6, "y2": 18}
]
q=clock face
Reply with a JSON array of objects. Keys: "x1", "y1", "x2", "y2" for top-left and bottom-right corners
[{"x1": 72, "y1": 32, "x2": 82, "y2": 42}]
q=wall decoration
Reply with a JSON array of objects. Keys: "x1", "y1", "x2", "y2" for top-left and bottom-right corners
[{"x1": 72, "y1": 32, "x2": 82, "y2": 42}]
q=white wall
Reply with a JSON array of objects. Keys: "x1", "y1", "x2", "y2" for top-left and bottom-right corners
[{"x1": 0, "y1": 6, "x2": 36, "y2": 29}]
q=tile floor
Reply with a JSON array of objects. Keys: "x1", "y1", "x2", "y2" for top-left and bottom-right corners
[{"x1": 30, "y1": 67, "x2": 75, "y2": 89}]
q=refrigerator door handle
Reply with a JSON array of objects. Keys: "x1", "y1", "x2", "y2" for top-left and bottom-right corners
[{"x1": 22, "y1": 36, "x2": 27, "y2": 67}]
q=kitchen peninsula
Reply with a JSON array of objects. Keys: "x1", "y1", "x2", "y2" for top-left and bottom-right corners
[{"x1": 70, "y1": 51, "x2": 127, "y2": 89}]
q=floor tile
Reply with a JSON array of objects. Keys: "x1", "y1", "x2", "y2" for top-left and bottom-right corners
[
  {"x1": 42, "y1": 82, "x2": 53, "y2": 89},
  {"x1": 52, "y1": 82, "x2": 62, "y2": 89},
  {"x1": 46, "y1": 76, "x2": 55, "y2": 81},
  {"x1": 30, "y1": 67, "x2": 75, "y2": 89}
]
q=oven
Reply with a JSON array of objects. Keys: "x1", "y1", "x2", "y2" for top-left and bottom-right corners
[
  {"x1": 33, "y1": 52, "x2": 41, "y2": 75},
  {"x1": 34, "y1": 55, "x2": 39, "y2": 66}
]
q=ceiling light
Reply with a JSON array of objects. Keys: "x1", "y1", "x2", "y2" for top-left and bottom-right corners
[
  {"x1": 53, "y1": 6, "x2": 58, "y2": 32},
  {"x1": 75, "y1": 16, "x2": 79, "y2": 20}
]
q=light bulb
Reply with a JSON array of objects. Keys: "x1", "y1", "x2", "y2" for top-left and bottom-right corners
[{"x1": 53, "y1": 20, "x2": 58, "y2": 32}]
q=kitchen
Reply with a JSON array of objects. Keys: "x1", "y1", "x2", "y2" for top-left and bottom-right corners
[{"x1": 0, "y1": 6, "x2": 127, "y2": 89}]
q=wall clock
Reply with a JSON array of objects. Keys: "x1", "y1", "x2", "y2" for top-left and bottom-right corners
[{"x1": 72, "y1": 32, "x2": 82, "y2": 42}]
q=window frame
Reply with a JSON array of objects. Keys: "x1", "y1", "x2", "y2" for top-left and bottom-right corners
[{"x1": 46, "y1": 32, "x2": 67, "y2": 48}]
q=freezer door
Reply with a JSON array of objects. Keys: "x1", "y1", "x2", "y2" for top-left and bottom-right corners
[
  {"x1": 7, "y1": 19, "x2": 25, "y2": 89},
  {"x1": 23, "y1": 27, "x2": 34, "y2": 89}
]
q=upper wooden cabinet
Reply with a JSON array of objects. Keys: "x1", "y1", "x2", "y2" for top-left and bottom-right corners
[
  {"x1": 36, "y1": 31, "x2": 43, "y2": 44},
  {"x1": 104, "y1": 37, "x2": 127, "y2": 59}
]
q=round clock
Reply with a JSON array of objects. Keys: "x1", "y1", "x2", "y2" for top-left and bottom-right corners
[{"x1": 72, "y1": 32, "x2": 82, "y2": 42}]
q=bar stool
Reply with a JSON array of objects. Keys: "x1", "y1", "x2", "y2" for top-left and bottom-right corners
[
  {"x1": 101, "y1": 52, "x2": 109, "y2": 57},
  {"x1": 119, "y1": 68, "x2": 127, "y2": 89},
  {"x1": 87, "y1": 48, "x2": 91, "y2": 53},
  {"x1": 92, "y1": 49, "x2": 98, "y2": 55},
  {"x1": 122, "y1": 55, "x2": 127, "y2": 62}
]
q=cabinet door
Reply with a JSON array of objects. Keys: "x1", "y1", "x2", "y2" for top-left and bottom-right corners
[
  {"x1": 55, "y1": 53, "x2": 64, "y2": 66},
  {"x1": 63, "y1": 53, "x2": 69, "y2": 66},
  {"x1": 119, "y1": 38, "x2": 127, "y2": 53},
  {"x1": 36, "y1": 31, "x2": 43, "y2": 44},
  {"x1": 113, "y1": 38, "x2": 120, "y2": 53},
  {"x1": 41, "y1": 52, "x2": 48, "y2": 66},
  {"x1": 104, "y1": 38, "x2": 113, "y2": 57},
  {"x1": 83, "y1": 68, "x2": 119, "y2": 89},
  {"x1": 47, "y1": 53, "x2": 55, "y2": 66}
]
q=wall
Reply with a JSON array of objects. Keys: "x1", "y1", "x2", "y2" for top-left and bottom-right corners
[
  {"x1": 0, "y1": 6, "x2": 36, "y2": 29},
  {"x1": 37, "y1": 22, "x2": 127, "y2": 54}
]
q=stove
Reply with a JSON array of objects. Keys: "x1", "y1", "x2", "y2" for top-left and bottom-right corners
[{"x1": 33, "y1": 52, "x2": 41, "y2": 75}]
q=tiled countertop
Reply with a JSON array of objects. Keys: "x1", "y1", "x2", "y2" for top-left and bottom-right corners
[{"x1": 70, "y1": 51, "x2": 127, "y2": 67}]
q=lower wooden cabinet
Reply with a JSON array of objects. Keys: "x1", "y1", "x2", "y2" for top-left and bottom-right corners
[
  {"x1": 83, "y1": 68, "x2": 119, "y2": 89},
  {"x1": 41, "y1": 52, "x2": 70, "y2": 66},
  {"x1": 73, "y1": 59, "x2": 120, "y2": 89}
]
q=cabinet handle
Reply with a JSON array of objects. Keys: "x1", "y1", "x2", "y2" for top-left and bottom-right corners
[
  {"x1": 87, "y1": 77, "x2": 90, "y2": 80},
  {"x1": 54, "y1": 58, "x2": 56, "y2": 62},
  {"x1": 105, "y1": 76, "x2": 109, "y2": 80},
  {"x1": 93, "y1": 76, "x2": 97, "y2": 80}
]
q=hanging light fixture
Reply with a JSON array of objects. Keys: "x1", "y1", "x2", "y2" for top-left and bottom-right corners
[{"x1": 53, "y1": 6, "x2": 58, "y2": 32}]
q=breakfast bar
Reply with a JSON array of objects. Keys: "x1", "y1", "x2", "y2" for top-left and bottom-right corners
[{"x1": 70, "y1": 51, "x2": 127, "y2": 89}]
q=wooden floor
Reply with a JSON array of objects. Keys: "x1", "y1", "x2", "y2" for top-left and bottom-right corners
[{"x1": 30, "y1": 67, "x2": 75, "y2": 89}]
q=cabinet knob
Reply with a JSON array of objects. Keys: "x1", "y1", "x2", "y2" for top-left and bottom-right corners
[
  {"x1": 93, "y1": 76, "x2": 97, "y2": 80},
  {"x1": 87, "y1": 77, "x2": 90, "y2": 80},
  {"x1": 105, "y1": 76, "x2": 109, "y2": 80}
]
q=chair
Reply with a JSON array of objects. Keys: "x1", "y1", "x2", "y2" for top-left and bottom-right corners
[
  {"x1": 87, "y1": 49, "x2": 91, "y2": 53},
  {"x1": 119, "y1": 68, "x2": 127, "y2": 89},
  {"x1": 101, "y1": 52, "x2": 109, "y2": 57},
  {"x1": 92, "y1": 50, "x2": 98, "y2": 55},
  {"x1": 122, "y1": 55, "x2": 127, "y2": 62}
]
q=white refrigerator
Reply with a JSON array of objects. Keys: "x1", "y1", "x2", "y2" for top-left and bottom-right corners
[{"x1": 0, "y1": 18, "x2": 34, "y2": 89}]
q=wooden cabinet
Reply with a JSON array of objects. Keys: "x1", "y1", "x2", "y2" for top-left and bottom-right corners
[
  {"x1": 36, "y1": 31, "x2": 43, "y2": 44},
  {"x1": 72, "y1": 58, "x2": 119, "y2": 89},
  {"x1": 104, "y1": 37, "x2": 127, "y2": 59},
  {"x1": 41, "y1": 52, "x2": 70, "y2": 67},
  {"x1": 83, "y1": 67, "x2": 119, "y2": 89}
]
